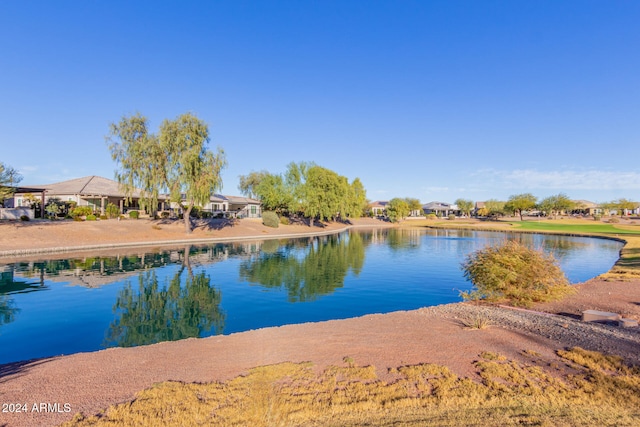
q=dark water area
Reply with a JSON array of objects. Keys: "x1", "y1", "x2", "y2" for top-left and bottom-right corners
[{"x1": 0, "y1": 228, "x2": 622, "y2": 364}]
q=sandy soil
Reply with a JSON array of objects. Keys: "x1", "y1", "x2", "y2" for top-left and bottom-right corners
[{"x1": 0, "y1": 218, "x2": 639, "y2": 427}]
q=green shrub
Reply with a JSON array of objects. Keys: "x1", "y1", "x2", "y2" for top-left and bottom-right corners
[
  {"x1": 45, "y1": 202, "x2": 61, "y2": 220},
  {"x1": 189, "y1": 207, "x2": 202, "y2": 218},
  {"x1": 161, "y1": 211, "x2": 170, "y2": 219},
  {"x1": 262, "y1": 211, "x2": 279, "y2": 228},
  {"x1": 593, "y1": 214, "x2": 602, "y2": 221},
  {"x1": 70, "y1": 206, "x2": 93, "y2": 219},
  {"x1": 106, "y1": 203, "x2": 120, "y2": 219},
  {"x1": 448, "y1": 214, "x2": 456, "y2": 220},
  {"x1": 100, "y1": 214, "x2": 108, "y2": 220},
  {"x1": 608, "y1": 217, "x2": 620, "y2": 223},
  {"x1": 425, "y1": 213, "x2": 437, "y2": 220},
  {"x1": 129, "y1": 210, "x2": 139, "y2": 219},
  {"x1": 279, "y1": 216, "x2": 290, "y2": 225},
  {"x1": 20, "y1": 215, "x2": 30, "y2": 221},
  {"x1": 461, "y1": 240, "x2": 574, "y2": 307},
  {"x1": 86, "y1": 214, "x2": 97, "y2": 221}
]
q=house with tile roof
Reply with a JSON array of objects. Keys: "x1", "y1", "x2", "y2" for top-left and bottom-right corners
[
  {"x1": 14, "y1": 176, "x2": 263, "y2": 218},
  {"x1": 13, "y1": 176, "x2": 153, "y2": 215},
  {"x1": 422, "y1": 201, "x2": 459, "y2": 217},
  {"x1": 368, "y1": 201, "x2": 389, "y2": 216}
]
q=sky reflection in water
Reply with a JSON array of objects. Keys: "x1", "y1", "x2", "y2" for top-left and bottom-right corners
[{"x1": 0, "y1": 229, "x2": 622, "y2": 364}]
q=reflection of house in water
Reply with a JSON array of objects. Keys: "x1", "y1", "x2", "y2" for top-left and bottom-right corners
[
  {"x1": 1, "y1": 264, "x2": 49, "y2": 293},
  {"x1": 402, "y1": 228, "x2": 423, "y2": 246},
  {"x1": 369, "y1": 228, "x2": 389, "y2": 245},
  {"x1": 367, "y1": 228, "x2": 423, "y2": 248},
  {"x1": 6, "y1": 241, "x2": 266, "y2": 289}
]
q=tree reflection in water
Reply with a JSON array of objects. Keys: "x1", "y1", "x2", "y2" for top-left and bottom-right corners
[
  {"x1": 239, "y1": 232, "x2": 366, "y2": 302},
  {"x1": 105, "y1": 252, "x2": 225, "y2": 347},
  {"x1": 0, "y1": 295, "x2": 18, "y2": 327}
]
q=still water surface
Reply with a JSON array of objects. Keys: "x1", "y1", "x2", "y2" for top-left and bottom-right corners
[{"x1": 0, "y1": 228, "x2": 622, "y2": 364}]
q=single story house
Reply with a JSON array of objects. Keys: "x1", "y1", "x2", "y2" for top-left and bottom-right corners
[
  {"x1": 571, "y1": 200, "x2": 602, "y2": 216},
  {"x1": 13, "y1": 176, "x2": 151, "y2": 216},
  {"x1": 422, "y1": 201, "x2": 460, "y2": 217},
  {"x1": 198, "y1": 194, "x2": 262, "y2": 218},
  {"x1": 224, "y1": 195, "x2": 262, "y2": 218},
  {"x1": 14, "y1": 175, "x2": 263, "y2": 219}
]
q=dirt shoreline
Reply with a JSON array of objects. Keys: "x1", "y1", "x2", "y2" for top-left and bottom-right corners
[{"x1": 1, "y1": 218, "x2": 639, "y2": 427}]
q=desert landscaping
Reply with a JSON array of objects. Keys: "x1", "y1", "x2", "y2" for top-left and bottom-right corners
[{"x1": 0, "y1": 217, "x2": 639, "y2": 426}]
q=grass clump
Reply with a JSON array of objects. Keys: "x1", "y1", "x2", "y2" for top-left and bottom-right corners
[
  {"x1": 63, "y1": 348, "x2": 640, "y2": 427},
  {"x1": 461, "y1": 314, "x2": 491, "y2": 330},
  {"x1": 461, "y1": 240, "x2": 575, "y2": 307}
]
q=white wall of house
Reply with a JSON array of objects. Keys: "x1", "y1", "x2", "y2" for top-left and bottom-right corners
[
  {"x1": 203, "y1": 201, "x2": 229, "y2": 212},
  {"x1": 233, "y1": 203, "x2": 261, "y2": 218},
  {"x1": 0, "y1": 207, "x2": 34, "y2": 220}
]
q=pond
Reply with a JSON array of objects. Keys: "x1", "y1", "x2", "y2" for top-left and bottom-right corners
[{"x1": 0, "y1": 228, "x2": 623, "y2": 364}]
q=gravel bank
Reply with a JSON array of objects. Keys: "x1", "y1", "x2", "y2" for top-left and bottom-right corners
[{"x1": 425, "y1": 302, "x2": 640, "y2": 364}]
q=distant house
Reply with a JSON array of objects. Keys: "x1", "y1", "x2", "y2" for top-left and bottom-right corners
[
  {"x1": 422, "y1": 201, "x2": 459, "y2": 217},
  {"x1": 369, "y1": 201, "x2": 389, "y2": 216},
  {"x1": 571, "y1": 200, "x2": 602, "y2": 216}
]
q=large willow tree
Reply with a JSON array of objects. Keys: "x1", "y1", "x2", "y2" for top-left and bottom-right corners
[{"x1": 108, "y1": 112, "x2": 226, "y2": 233}]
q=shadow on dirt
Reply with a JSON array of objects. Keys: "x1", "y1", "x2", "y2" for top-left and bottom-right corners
[{"x1": 0, "y1": 357, "x2": 53, "y2": 384}]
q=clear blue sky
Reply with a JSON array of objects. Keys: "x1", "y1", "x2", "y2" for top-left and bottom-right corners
[{"x1": 1, "y1": 1, "x2": 638, "y2": 204}]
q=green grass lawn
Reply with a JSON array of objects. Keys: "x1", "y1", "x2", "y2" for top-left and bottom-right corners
[{"x1": 512, "y1": 221, "x2": 640, "y2": 235}]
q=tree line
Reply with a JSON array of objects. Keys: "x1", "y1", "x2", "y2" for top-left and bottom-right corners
[
  {"x1": 3, "y1": 110, "x2": 638, "y2": 230},
  {"x1": 467, "y1": 193, "x2": 638, "y2": 220},
  {"x1": 238, "y1": 162, "x2": 368, "y2": 226}
]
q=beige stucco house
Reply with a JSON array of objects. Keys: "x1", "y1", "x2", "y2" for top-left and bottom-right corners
[
  {"x1": 13, "y1": 176, "x2": 152, "y2": 215},
  {"x1": 14, "y1": 176, "x2": 262, "y2": 218}
]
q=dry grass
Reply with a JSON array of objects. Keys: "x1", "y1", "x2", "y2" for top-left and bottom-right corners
[
  {"x1": 460, "y1": 313, "x2": 491, "y2": 329},
  {"x1": 63, "y1": 347, "x2": 640, "y2": 427}
]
